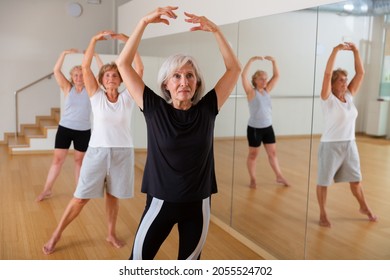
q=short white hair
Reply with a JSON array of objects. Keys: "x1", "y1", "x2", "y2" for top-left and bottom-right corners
[{"x1": 157, "y1": 54, "x2": 205, "y2": 105}]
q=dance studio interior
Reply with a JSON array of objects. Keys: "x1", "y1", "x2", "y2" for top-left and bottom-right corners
[{"x1": 1, "y1": 0, "x2": 390, "y2": 260}]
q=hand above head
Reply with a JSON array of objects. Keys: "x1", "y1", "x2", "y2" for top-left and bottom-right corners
[
  {"x1": 334, "y1": 42, "x2": 357, "y2": 52},
  {"x1": 251, "y1": 56, "x2": 264, "y2": 61},
  {"x1": 93, "y1": 30, "x2": 116, "y2": 42},
  {"x1": 142, "y1": 6, "x2": 178, "y2": 25},
  {"x1": 111, "y1": 33, "x2": 129, "y2": 42},
  {"x1": 184, "y1": 12, "x2": 218, "y2": 32},
  {"x1": 64, "y1": 48, "x2": 80, "y2": 55},
  {"x1": 344, "y1": 42, "x2": 358, "y2": 52},
  {"x1": 264, "y1": 56, "x2": 275, "y2": 62}
]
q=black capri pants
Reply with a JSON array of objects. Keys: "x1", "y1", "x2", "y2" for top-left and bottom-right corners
[{"x1": 130, "y1": 195, "x2": 211, "y2": 260}]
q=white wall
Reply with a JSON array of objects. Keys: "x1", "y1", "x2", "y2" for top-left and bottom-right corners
[
  {"x1": 118, "y1": 0, "x2": 342, "y2": 39},
  {"x1": 0, "y1": 0, "x2": 120, "y2": 142},
  {"x1": 0, "y1": 0, "x2": 344, "y2": 144},
  {"x1": 118, "y1": 7, "x2": 375, "y2": 142}
]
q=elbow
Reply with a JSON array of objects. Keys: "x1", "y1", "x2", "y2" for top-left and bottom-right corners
[
  {"x1": 137, "y1": 68, "x2": 144, "y2": 79},
  {"x1": 235, "y1": 62, "x2": 242, "y2": 77},
  {"x1": 115, "y1": 58, "x2": 124, "y2": 70}
]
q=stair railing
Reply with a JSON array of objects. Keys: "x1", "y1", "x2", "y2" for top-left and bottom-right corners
[{"x1": 14, "y1": 72, "x2": 54, "y2": 142}]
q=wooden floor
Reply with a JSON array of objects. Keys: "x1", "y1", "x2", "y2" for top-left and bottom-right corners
[
  {"x1": 0, "y1": 145, "x2": 260, "y2": 260},
  {"x1": 1, "y1": 134, "x2": 389, "y2": 260},
  {"x1": 213, "y1": 135, "x2": 390, "y2": 260}
]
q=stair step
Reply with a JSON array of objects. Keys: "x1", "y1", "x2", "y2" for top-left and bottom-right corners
[
  {"x1": 38, "y1": 118, "x2": 58, "y2": 128},
  {"x1": 7, "y1": 136, "x2": 28, "y2": 147},
  {"x1": 4, "y1": 107, "x2": 60, "y2": 154},
  {"x1": 22, "y1": 126, "x2": 44, "y2": 137}
]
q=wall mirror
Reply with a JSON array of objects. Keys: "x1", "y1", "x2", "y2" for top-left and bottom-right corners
[
  {"x1": 306, "y1": 0, "x2": 390, "y2": 260},
  {"x1": 136, "y1": 0, "x2": 390, "y2": 260}
]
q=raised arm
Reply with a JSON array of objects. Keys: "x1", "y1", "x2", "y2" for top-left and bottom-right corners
[
  {"x1": 347, "y1": 42, "x2": 365, "y2": 96},
  {"x1": 53, "y1": 49, "x2": 79, "y2": 95},
  {"x1": 82, "y1": 31, "x2": 114, "y2": 97},
  {"x1": 116, "y1": 6, "x2": 178, "y2": 110},
  {"x1": 321, "y1": 44, "x2": 342, "y2": 100},
  {"x1": 112, "y1": 33, "x2": 144, "y2": 81},
  {"x1": 94, "y1": 52, "x2": 104, "y2": 70},
  {"x1": 264, "y1": 56, "x2": 279, "y2": 93},
  {"x1": 241, "y1": 56, "x2": 262, "y2": 100},
  {"x1": 185, "y1": 12, "x2": 241, "y2": 110}
]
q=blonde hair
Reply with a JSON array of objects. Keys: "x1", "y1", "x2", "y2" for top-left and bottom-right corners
[
  {"x1": 331, "y1": 68, "x2": 348, "y2": 85},
  {"x1": 69, "y1": 65, "x2": 82, "y2": 85},
  {"x1": 251, "y1": 70, "x2": 267, "y2": 88}
]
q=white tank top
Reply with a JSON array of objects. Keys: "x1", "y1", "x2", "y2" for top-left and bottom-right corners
[
  {"x1": 88, "y1": 89, "x2": 135, "y2": 147},
  {"x1": 320, "y1": 92, "x2": 357, "y2": 142},
  {"x1": 59, "y1": 86, "x2": 91, "y2": 131}
]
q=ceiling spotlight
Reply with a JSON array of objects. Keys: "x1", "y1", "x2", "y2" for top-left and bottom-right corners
[{"x1": 343, "y1": 3, "x2": 354, "y2": 12}]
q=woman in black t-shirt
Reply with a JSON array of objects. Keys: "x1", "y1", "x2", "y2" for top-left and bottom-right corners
[{"x1": 116, "y1": 6, "x2": 241, "y2": 259}]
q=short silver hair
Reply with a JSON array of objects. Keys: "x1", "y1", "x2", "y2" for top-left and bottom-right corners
[{"x1": 157, "y1": 54, "x2": 205, "y2": 105}]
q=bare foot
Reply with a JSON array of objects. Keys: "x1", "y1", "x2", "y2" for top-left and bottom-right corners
[
  {"x1": 319, "y1": 215, "x2": 331, "y2": 227},
  {"x1": 359, "y1": 208, "x2": 378, "y2": 222},
  {"x1": 36, "y1": 190, "x2": 52, "y2": 202},
  {"x1": 276, "y1": 177, "x2": 290, "y2": 187},
  {"x1": 42, "y1": 235, "x2": 60, "y2": 255},
  {"x1": 106, "y1": 236, "x2": 125, "y2": 248},
  {"x1": 249, "y1": 180, "x2": 257, "y2": 189}
]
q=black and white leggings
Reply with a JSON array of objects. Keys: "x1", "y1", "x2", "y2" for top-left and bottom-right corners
[{"x1": 129, "y1": 195, "x2": 211, "y2": 260}]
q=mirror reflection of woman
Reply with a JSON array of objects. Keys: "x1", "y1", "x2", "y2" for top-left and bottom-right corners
[
  {"x1": 241, "y1": 56, "x2": 290, "y2": 189},
  {"x1": 317, "y1": 42, "x2": 377, "y2": 227}
]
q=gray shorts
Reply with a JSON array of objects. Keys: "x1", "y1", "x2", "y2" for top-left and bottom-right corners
[
  {"x1": 317, "y1": 140, "x2": 362, "y2": 186},
  {"x1": 74, "y1": 147, "x2": 134, "y2": 199}
]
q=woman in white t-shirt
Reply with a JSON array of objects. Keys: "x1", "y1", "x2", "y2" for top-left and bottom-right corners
[
  {"x1": 317, "y1": 42, "x2": 377, "y2": 227},
  {"x1": 42, "y1": 31, "x2": 143, "y2": 254}
]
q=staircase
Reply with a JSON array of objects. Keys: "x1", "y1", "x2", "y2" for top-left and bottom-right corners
[{"x1": 4, "y1": 107, "x2": 60, "y2": 155}]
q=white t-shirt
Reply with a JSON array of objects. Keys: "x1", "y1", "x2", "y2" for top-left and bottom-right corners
[
  {"x1": 320, "y1": 92, "x2": 357, "y2": 142},
  {"x1": 89, "y1": 89, "x2": 135, "y2": 147}
]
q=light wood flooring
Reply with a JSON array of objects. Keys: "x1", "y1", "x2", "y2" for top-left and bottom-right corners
[
  {"x1": 218, "y1": 135, "x2": 390, "y2": 260},
  {"x1": 1, "y1": 134, "x2": 389, "y2": 260},
  {"x1": 0, "y1": 145, "x2": 260, "y2": 260}
]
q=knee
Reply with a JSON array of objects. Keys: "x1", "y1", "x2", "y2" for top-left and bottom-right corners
[
  {"x1": 350, "y1": 181, "x2": 362, "y2": 188},
  {"x1": 73, "y1": 198, "x2": 89, "y2": 206},
  {"x1": 248, "y1": 150, "x2": 258, "y2": 160}
]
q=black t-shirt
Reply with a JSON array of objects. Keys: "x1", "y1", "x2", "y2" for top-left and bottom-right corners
[{"x1": 141, "y1": 86, "x2": 218, "y2": 203}]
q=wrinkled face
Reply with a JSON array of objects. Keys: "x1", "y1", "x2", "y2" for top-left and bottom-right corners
[
  {"x1": 332, "y1": 74, "x2": 348, "y2": 93},
  {"x1": 102, "y1": 69, "x2": 121, "y2": 90},
  {"x1": 254, "y1": 73, "x2": 268, "y2": 89},
  {"x1": 71, "y1": 68, "x2": 84, "y2": 86},
  {"x1": 164, "y1": 63, "x2": 198, "y2": 104}
]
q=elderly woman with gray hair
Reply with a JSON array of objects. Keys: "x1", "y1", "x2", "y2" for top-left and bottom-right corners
[{"x1": 116, "y1": 6, "x2": 241, "y2": 259}]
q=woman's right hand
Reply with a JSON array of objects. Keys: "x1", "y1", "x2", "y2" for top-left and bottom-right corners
[
  {"x1": 64, "y1": 48, "x2": 79, "y2": 55},
  {"x1": 142, "y1": 6, "x2": 178, "y2": 25},
  {"x1": 93, "y1": 30, "x2": 116, "y2": 42}
]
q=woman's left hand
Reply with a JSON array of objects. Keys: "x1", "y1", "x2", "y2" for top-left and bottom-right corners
[{"x1": 184, "y1": 12, "x2": 218, "y2": 32}]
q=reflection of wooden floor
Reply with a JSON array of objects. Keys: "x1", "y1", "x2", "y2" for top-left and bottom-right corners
[
  {"x1": 0, "y1": 145, "x2": 260, "y2": 260},
  {"x1": 215, "y1": 135, "x2": 390, "y2": 259}
]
